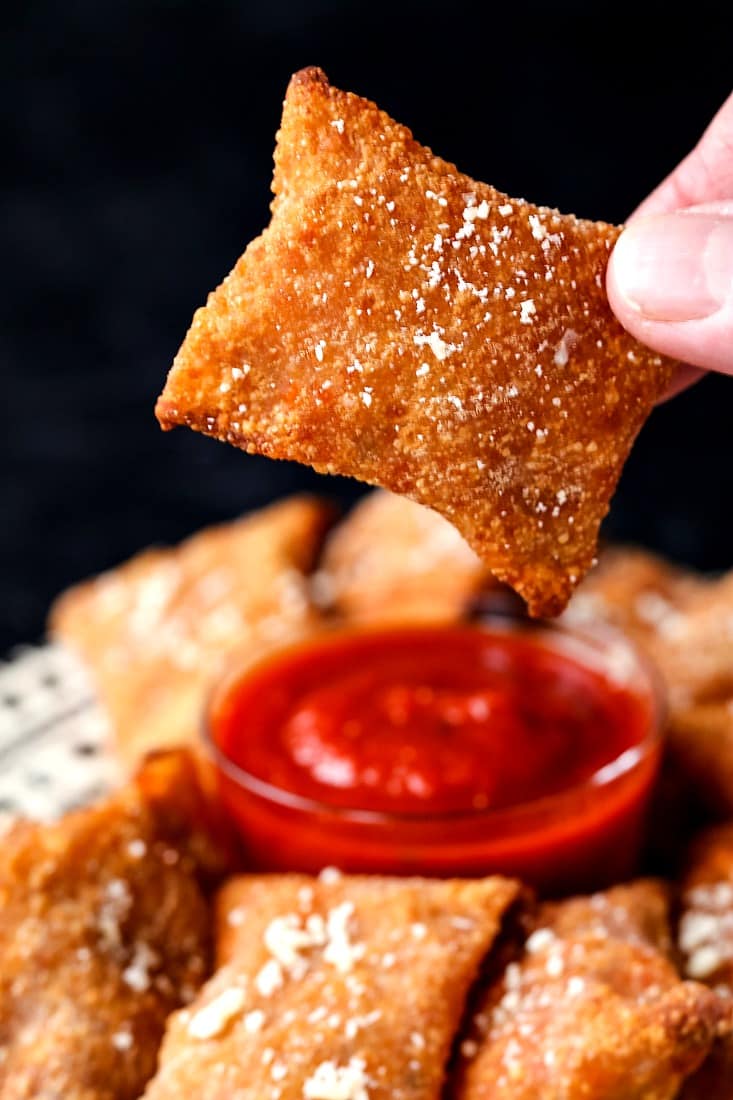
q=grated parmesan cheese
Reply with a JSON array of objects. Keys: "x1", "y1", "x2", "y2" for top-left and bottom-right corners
[
  {"x1": 519, "y1": 299, "x2": 536, "y2": 324},
  {"x1": 122, "y1": 942, "x2": 159, "y2": 993},
  {"x1": 256, "y1": 958, "x2": 284, "y2": 996},
  {"x1": 323, "y1": 902, "x2": 365, "y2": 973},
  {"x1": 303, "y1": 1058, "x2": 370, "y2": 1100},
  {"x1": 188, "y1": 987, "x2": 246, "y2": 1040}
]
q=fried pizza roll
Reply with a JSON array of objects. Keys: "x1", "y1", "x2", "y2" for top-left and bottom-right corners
[
  {"x1": 568, "y1": 549, "x2": 732, "y2": 706},
  {"x1": 679, "y1": 824, "x2": 733, "y2": 989},
  {"x1": 0, "y1": 753, "x2": 215, "y2": 1100},
  {"x1": 667, "y1": 704, "x2": 733, "y2": 818},
  {"x1": 651, "y1": 572, "x2": 733, "y2": 815},
  {"x1": 454, "y1": 881, "x2": 721, "y2": 1099},
  {"x1": 156, "y1": 67, "x2": 675, "y2": 618},
  {"x1": 677, "y1": 825, "x2": 733, "y2": 1099},
  {"x1": 569, "y1": 552, "x2": 733, "y2": 815},
  {"x1": 563, "y1": 546, "x2": 704, "y2": 642},
  {"x1": 50, "y1": 496, "x2": 332, "y2": 767},
  {"x1": 654, "y1": 571, "x2": 733, "y2": 708},
  {"x1": 315, "y1": 490, "x2": 495, "y2": 623},
  {"x1": 143, "y1": 871, "x2": 519, "y2": 1100}
]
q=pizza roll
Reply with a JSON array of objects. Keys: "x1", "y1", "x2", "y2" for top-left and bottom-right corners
[
  {"x1": 677, "y1": 825, "x2": 733, "y2": 1099},
  {"x1": 679, "y1": 824, "x2": 733, "y2": 990},
  {"x1": 454, "y1": 881, "x2": 722, "y2": 1099},
  {"x1": 0, "y1": 752, "x2": 215, "y2": 1100},
  {"x1": 569, "y1": 552, "x2": 733, "y2": 815},
  {"x1": 563, "y1": 546, "x2": 704, "y2": 641},
  {"x1": 316, "y1": 490, "x2": 495, "y2": 623},
  {"x1": 156, "y1": 67, "x2": 675, "y2": 617},
  {"x1": 143, "y1": 871, "x2": 520, "y2": 1100},
  {"x1": 50, "y1": 496, "x2": 332, "y2": 766}
]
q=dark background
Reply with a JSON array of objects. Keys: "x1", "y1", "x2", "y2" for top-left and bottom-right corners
[{"x1": 2, "y1": 0, "x2": 731, "y2": 652}]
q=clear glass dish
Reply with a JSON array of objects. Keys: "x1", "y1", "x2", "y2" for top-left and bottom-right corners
[{"x1": 203, "y1": 615, "x2": 664, "y2": 895}]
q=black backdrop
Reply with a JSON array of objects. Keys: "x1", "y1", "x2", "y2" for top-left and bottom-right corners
[{"x1": 2, "y1": 0, "x2": 732, "y2": 651}]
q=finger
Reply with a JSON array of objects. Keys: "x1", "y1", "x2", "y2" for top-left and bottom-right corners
[
  {"x1": 658, "y1": 364, "x2": 706, "y2": 403},
  {"x1": 607, "y1": 208, "x2": 733, "y2": 375},
  {"x1": 631, "y1": 91, "x2": 733, "y2": 220}
]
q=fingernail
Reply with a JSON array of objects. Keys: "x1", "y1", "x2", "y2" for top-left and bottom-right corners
[{"x1": 612, "y1": 212, "x2": 733, "y2": 322}]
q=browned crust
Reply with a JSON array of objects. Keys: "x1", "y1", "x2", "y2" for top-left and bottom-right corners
[
  {"x1": 316, "y1": 490, "x2": 496, "y2": 623},
  {"x1": 453, "y1": 880, "x2": 722, "y2": 1099},
  {"x1": 49, "y1": 496, "x2": 334, "y2": 768},
  {"x1": 0, "y1": 753, "x2": 214, "y2": 1099},
  {"x1": 156, "y1": 66, "x2": 675, "y2": 617},
  {"x1": 676, "y1": 827, "x2": 733, "y2": 1098},
  {"x1": 567, "y1": 551, "x2": 733, "y2": 815},
  {"x1": 679, "y1": 823, "x2": 733, "y2": 990},
  {"x1": 143, "y1": 872, "x2": 519, "y2": 1099}
]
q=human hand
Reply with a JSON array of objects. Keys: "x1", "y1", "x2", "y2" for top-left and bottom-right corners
[{"x1": 607, "y1": 91, "x2": 733, "y2": 396}]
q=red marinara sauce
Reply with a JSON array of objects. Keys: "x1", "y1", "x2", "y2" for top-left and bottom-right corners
[{"x1": 207, "y1": 623, "x2": 662, "y2": 893}]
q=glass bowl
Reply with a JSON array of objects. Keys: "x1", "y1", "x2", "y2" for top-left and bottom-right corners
[{"x1": 203, "y1": 615, "x2": 664, "y2": 895}]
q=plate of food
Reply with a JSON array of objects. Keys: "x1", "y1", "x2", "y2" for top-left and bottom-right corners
[{"x1": 3, "y1": 69, "x2": 733, "y2": 1100}]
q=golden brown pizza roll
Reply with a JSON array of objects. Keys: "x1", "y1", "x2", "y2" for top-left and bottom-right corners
[
  {"x1": 679, "y1": 824, "x2": 733, "y2": 990},
  {"x1": 156, "y1": 66, "x2": 675, "y2": 618},
  {"x1": 656, "y1": 573, "x2": 733, "y2": 816},
  {"x1": 564, "y1": 546, "x2": 705, "y2": 641},
  {"x1": 315, "y1": 490, "x2": 496, "y2": 623},
  {"x1": 453, "y1": 881, "x2": 722, "y2": 1099},
  {"x1": 653, "y1": 571, "x2": 733, "y2": 708},
  {"x1": 143, "y1": 871, "x2": 520, "y2": 1100},
  {"x1": 576, "y1": 561, "x2": 733, "y2": 718},
  {"x1": 50, "y1": 496, "x2": 333, "y2": 767},
  {"x1": 569, "y1": 552, "x2": 733, "y2": 815},
  {"x1": 667, "y1": 705, "x2": 733, "y2": 819},
  {"x1": 676, "y1": 825, "x2": 733, "y2": 1099},
  {"x1": 0, "y1": 753, "x2": 215, "y2": 1100}
]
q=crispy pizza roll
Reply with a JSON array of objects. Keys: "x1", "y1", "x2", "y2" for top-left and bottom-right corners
[
  {"x1": 454, "y1": 881, "x2": 722, "y2": 1099},
  {"x1": 315, "y1": 490, "x2": 496, "y2": 623},
  {"x1": 652, "y1": 571, "x2": 733, "y2": 708},
  {"x1": 654, "y1": 572, "x2": 733, "y2": 815},
  {"x1": 569, "y1": 552, "x2": 733, "y2": 814},
  {"x1": 0, "y1": 753, "x2": 215, "y2": 1100},
  {"x1": 50, "y1": 496, "x2": 333, "y2": 767},
  {"x1": 677, "y1": 826, "x2": 733, "y2": 1099},
  {"x1": 667, "y1": 704, "x2": 733, "y2": 818},
  {"x1": 679, "y1": 824, "x2": 733, "y2": 989},
  {"x1": 576, "y1": 559, "x2": 733, "y2": 714},
  {"x1": 143, "y1": 871, "x2": 520, "y2": 1100},
  {"x1": 564, "y1": 546, "x2": 705, "y2": 641},
  {"x1": 156, "y1": 67, "x2": 675, "y2": 618}
]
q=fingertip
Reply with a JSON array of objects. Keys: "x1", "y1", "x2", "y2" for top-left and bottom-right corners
[
  {"x1": 607, "y1": 213, "x2": 733, "y2": 375},
  {"x1": 606, "y1": 228, "x2": 647, "y2": 334},
  {"x1": 606, "y1": 229, "x2": 635, "y2": 322},
  {"x1": 657, "y1": 364, "x2": 706, "y2": 403}
]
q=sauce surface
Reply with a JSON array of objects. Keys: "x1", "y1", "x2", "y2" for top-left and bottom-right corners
[
  {"x1": 211, "y1": 625, "x2": 651, "y2": 815},
  {"x1": 209, "y1": 624, "x2": 661, "y2": 890}
]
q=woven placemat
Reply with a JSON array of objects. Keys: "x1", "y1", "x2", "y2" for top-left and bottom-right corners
[{"x1": 0, "y1": 643, "x2": 119, "y2": 822}]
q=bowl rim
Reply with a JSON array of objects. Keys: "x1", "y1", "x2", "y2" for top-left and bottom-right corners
[{"x1": 201, "y1": 614, "x2": 666, "y2": 828}]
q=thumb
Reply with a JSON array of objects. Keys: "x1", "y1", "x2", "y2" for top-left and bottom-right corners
[{"x1": 607, "y1": 203, "x2": 733, "y2": 376}]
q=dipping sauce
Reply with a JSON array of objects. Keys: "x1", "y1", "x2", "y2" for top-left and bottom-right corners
[{"x1": 207, "y1": 622, "x2": 662, "y2": 893}]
